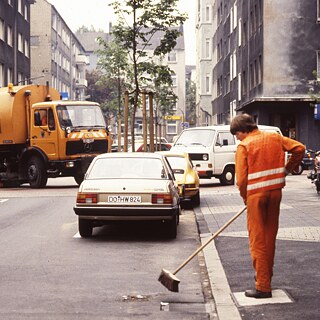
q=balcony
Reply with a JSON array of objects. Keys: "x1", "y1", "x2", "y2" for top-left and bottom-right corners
[
  {"x1": 75, "y1": 54, "x2": 89, "y2": 66},
  {"x1": 76, "y1": 78, "x2": 88, "y2": 88}
]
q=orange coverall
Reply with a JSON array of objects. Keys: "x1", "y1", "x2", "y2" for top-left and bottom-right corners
[{"x1": 235, "y1": 129, "x2": 305, "y2": 292}]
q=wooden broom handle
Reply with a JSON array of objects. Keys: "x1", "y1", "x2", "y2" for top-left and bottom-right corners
[{"x1": 173, "y1": 206, "x2": 247, "y2": 275}]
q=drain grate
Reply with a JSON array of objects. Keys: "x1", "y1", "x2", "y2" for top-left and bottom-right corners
[{"x1": 160, "y1": 302, "x2": 207, "y2": 313}]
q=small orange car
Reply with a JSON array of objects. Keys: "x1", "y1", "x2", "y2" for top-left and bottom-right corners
[{"x1": 158, "y1": 151, "x2": 200, "y2": 206}]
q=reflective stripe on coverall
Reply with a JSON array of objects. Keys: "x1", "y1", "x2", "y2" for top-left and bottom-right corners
[{"x1": 235, "y1": 130, "x2": 305, "y2": 292}]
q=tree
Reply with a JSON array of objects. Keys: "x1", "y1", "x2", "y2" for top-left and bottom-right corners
[
  {"x1": 96, "y1": 35, "x2": 132, "y2": 149},
  {"x1": 186, "y1": 78, "x2": 196, "y2": 126},
  {"x1": 109, "y1": 0, "x2": 187, "y2": 150}
]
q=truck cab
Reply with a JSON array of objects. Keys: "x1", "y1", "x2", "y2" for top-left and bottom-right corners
[{"x1": 0, "y1": 84, "x2": 112, "y2": 188}]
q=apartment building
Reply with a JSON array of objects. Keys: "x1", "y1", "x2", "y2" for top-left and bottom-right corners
[
  {"x1": 197, "y1": 0, "x2": 320, "y2": 149},
  {"x1": 30, "y1": 0, "x2": 88, "y2": 100},
  {"x1": 0, "y1": 0, "x2": 35, "y2": 87},
  {"x1": 144, "y1": 26, "x2": 186, "y2": 142}
]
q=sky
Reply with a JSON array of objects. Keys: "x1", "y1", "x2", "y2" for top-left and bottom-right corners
[{"x1": 48, "y1": 0, "x2": 196, "y2": 65}]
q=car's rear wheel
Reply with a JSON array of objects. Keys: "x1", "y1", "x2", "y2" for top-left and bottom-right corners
[
  {"x1": 78, "y1": 218, "x2": 93, "y2": 238},
  {"x1": 167, "y1": 214, "x2": 177, "y2": 239},
  {"x1": 191, "y1": 191, "x2": 200, "y2": 207}
]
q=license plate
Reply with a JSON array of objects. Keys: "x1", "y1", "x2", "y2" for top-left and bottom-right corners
[
  {"x1": 108, "y1": 195, "x2": 141, "y2": 203},
  {"x1": 83, "y1": 138, "x2": 94, "y2": 143}
]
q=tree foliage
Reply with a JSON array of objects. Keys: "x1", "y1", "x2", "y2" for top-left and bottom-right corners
[
  {"x1": 108, "y1": 0, "x2": 187, "y2": 148},
  {"x1": 186, "y1": 79, "x2": 196, "y2": 126}
]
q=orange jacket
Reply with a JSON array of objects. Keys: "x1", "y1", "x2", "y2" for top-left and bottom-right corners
[{"x1": 235, "y1": 130, "x2": 305, "y2": 202}]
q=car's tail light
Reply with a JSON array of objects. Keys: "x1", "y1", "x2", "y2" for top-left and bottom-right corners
[
  {"x1": 76, "y1": 193, "x2": 97, "y2": 204},
  {"x1": 152, "y1": 193, "x2": 173, "y2": 204}
]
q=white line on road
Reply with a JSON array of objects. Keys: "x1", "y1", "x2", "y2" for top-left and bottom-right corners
[
  {"x1": 0, "y1": 199, "x2": 9, "y2": 203},
  {"x1": 73, "y1": 232, "x2": 81, "y2": 238}
]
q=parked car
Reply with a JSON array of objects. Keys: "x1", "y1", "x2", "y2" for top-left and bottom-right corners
[
  {"x1": 158, "y1": 151, "x2": 200, "y2": 207},
  {"x1": 73, "y1": 153, "x2": 180, "y2": 238},
  {"x1": 129, "y1": 141, "x2": 172, "y2": 152}
]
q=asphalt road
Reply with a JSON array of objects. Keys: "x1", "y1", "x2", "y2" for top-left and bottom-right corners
[{"x1": 0, "y1": 178, "x2": 212, "y2": 320}]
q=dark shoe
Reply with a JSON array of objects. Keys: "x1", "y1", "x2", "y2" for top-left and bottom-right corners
[{"x1": 245, "y1": 289, "x2": 272, "y2": 299}]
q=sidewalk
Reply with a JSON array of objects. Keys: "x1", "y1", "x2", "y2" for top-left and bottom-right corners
[{"x1": 196, "y1": 174, "x2": 320, "y2": 320}]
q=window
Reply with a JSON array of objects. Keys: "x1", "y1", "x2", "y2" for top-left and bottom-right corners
[
  {"x1": 229, "y1": 100, "x2": 237, "y2": 121},
  {"x1": 7, "y1": 25, "x2": 13, "y2": 46},
  {"x1": 258, "y1": 54, "x2": 262, "y2": 83},
  {"x1": 243, "y1": 21, "x2": 247, "y2": 45},
  {"x1": 167, "y1": 121, "x2": 177, "y2": 135},
  {"x1": 24, "y1": 4, "x2": 29, "y2": 21},
  {"x1": 8, "y1": 68, "x2": 13, "y2": 84},
  {"x1": 0, "y1": 19, "x2": 4, "y2": 41},
  {"x1": 205, "y1": 73, "x2": 210, "y2": 94},
  {"x1": 216, "y1": 132, "x2": 235, "y2": 146},
  {"x1": 8, "y1": 0, "x2": 14, "y2": 6},
  {"x1": 52, "y1": 14, "x2": 57, "y2": 30},
  {"x1": 242, "y1": 70, "x2": 247, "y2": 96},
  {"x1": 205, "y1": 38, "x2": 211, "y2": 58},
  {"x1": 24, "y1": 39, "x2": 29, "y2": 58},
  {"x1": 238, "y1": 72, "x2": 242, "y2": 101},
  {"x1": 238, "y1": 18, "x2": 242, "y2": 46},
  {"x1": 168, "y1": 51, "x2": 176, "y2": 62},
  {"x1": 34, "y1": 109, "x2": 48, "y2": 126},
  {"x1": 171, "y1": 74, "x2": 177, "y2": 86},
  {"x1": 317, "y1": 51, "x2": 320, "y2": 78},
  {"x1": 18, "y1": 33, "x2": 23, "y2": 52},
  {"x1": 18, "y1": 0, "x2": 23, "y2": 14},
  {"x1": 250, "y1": 63, "x2": 254, "y2": 88},
  {"x1": 205, "y1": 5, "x2": 211, "y2": 22},
  {"x1": 233, "y1": 2, "x2": 237, "y2": 29},
  {"x1": 0, "y1": 64, "x2": 4, "y2": 87}
]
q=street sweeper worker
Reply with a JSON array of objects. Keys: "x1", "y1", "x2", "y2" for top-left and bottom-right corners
[{"x1": 230, "y1": 113, "x2": 305, "y2": 299}]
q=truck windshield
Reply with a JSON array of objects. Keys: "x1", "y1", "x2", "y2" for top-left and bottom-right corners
[
  {"x1": 174, "y1": 129, "x2": 216, "y2": 147},
  {"x1": 57, "y1": 104, "x2": 106, "y2": 129}
]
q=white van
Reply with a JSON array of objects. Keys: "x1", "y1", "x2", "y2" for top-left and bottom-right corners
[{"x1": 170, "y1": 124, "x2": 282, "y2": 185}]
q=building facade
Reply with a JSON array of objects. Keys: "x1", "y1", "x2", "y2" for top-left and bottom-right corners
[
  {"x1": 0, "y1": 0, "x2": 35, "y2": 87},
  {"x1": 30, "y1": 0, "x2": 88, "y2": 100},
  {"x1": 197, "y1": 0, "x2": 320, "y2": 149}
]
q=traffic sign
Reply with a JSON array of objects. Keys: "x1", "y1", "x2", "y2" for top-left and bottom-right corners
[{"x1": 164, "y1": 115, "x2": 181, "y2": 120}]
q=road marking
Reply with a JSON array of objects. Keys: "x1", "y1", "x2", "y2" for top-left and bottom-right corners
[
  {"x1": 0, "y1": 199, "x2": 9, "y2": 203},
  {"x1": 232, "y1": 289, "x2": 293, "y2": 306},
  {"x1": 73, "y1": 232, "x2": 81, "y2": 238}
]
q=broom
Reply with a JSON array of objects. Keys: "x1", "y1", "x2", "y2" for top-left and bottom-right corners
[{"x1": 158, "y1": 206, "x2": 247, "y2": 292}]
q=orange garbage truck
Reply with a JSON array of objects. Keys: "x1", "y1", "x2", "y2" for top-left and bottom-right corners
[{"x1": 0, "y1": 83, "x2": 112, "y2": 188}]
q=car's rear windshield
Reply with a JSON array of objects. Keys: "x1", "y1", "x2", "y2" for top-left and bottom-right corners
[
  {"x1": 87, "y1": 157, "x2": 167, "y2": 179},
  {"x1": 174, "y1": 129, "x2": 215, "y2": 147}
]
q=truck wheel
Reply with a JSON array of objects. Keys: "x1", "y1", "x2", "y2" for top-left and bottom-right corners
[
  {"x1": 79, "y1": 218, "x2": 93, "y2": 238},
  {"x1": 74, "y1": 174, "x2": 84, "y2": 185},
  {"x1": 219, "y1": 166, "x2": 235, "y2": 186},
  {"x1": 27, "y1": 157, "x2": 47, "y2": 188}
]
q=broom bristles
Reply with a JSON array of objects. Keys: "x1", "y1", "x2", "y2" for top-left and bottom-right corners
[{"x1": 158, "y1": 269, "x2": 180, "y2": 292}]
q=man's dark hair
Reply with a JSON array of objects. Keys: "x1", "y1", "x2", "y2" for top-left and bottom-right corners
[{"x1": 230, "y1": 113, "x2": 258, "y2": 135}]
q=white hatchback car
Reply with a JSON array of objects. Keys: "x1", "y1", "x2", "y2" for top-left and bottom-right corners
[{"x1": 73, "y1": 153, "x2": 180, "y2": 238}]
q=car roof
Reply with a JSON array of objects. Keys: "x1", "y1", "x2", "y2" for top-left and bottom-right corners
[
  {"x1": 157, "y1": 151, "x2": 188, "y2": 158},
  {"x1": 181, "y1": 125, "x2": 231, "y2": 131},
  {"x1": 94, "y1": 152, "x2": 164, "y2": 160}
]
